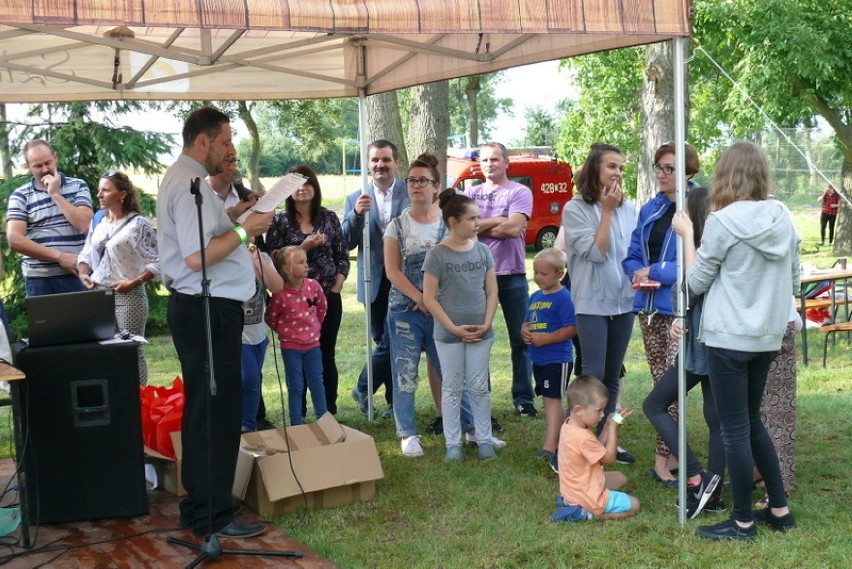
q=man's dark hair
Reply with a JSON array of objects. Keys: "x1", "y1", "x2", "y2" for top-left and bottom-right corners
[
  {"x1": 182, "y1": 107, "x2": 230, "y2": 149},
  {"x1": 368, "y1": 139, "x2": 399, "y2": 160}
]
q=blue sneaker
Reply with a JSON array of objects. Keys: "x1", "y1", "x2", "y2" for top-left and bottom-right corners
[{"x1": 552, "y1": 496, "x2": 592, "y2": 522}]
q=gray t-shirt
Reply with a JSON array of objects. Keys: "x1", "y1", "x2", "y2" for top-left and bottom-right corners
[{"x1": 423, "y1": 241, "x2": 495, "y2": 343}]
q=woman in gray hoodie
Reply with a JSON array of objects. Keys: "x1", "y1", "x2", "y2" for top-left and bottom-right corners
[{"x1": 688, "y1": 141, "x2": 799, "y2": 542}]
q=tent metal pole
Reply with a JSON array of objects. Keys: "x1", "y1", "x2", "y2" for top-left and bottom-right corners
[
  {"x1": 673, "y1": 35, "x2": 688, "y2": 527},
  {"x1": 357, "y1": 41, "x2": 375, "y2": 422}
]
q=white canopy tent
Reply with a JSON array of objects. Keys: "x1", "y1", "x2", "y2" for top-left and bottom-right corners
[
  {"x1": 0, "y1": 0, "x2": 694, "y2": 522},
  {"x1": 0, "y1": 1, "x2": 689, "y2": 102}
]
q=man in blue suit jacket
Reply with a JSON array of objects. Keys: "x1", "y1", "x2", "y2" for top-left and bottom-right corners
[{"x1": 342, "y1": 140, "x2": 410, "y2": 416}]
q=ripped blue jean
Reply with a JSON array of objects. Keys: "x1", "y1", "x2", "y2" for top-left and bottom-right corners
[{"x1": 388, "y1": 308, "x2": 441, "y2": 437}]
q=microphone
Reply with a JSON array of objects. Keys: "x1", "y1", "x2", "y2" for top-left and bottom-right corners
[
  {"x1": 190, "y1": 177, "x2": 202, "y2": 205},
  {"x1": 231, "y1": 170, "x2": 253, "y2": 202}
]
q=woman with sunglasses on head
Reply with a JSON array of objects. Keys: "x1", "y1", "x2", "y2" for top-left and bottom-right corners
[
  {"x1": 77, "y1": 170, "x2": 159, "y2": 385},
  {"x1": 622, "y1": 142, "x2": 700, "y2": 486}
]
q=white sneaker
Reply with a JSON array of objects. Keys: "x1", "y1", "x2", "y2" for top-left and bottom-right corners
[
  {"x1": 401, "y1": 435, "x2": 424, "y2": 457},
  {"x1": 465, "y1": 432, "x2": 507, "y2": 449}
]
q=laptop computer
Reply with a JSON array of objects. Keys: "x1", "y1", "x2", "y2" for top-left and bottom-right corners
[{"x1": 26, "y1": 289, "x2": 117, "y2": 348}]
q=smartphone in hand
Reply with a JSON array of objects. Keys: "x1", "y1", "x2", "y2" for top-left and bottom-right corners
[{"x1": 632, "y1": 280, "x2": 661, "y2": 290}]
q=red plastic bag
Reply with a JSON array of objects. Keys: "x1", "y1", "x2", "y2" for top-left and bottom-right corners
[
  {"x1": 805, "y1": 307, "x2": 830, "y2": 326},
  {"x1": 140, "y1": 376, "x2": 184, "y2": 459}
]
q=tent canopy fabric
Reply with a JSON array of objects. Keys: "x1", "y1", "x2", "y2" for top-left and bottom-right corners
[{"x1": 0, "y1": 0, "x2": 690, "y2": 103}]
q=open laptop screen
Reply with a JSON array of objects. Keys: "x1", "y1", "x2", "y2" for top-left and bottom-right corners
[{"x1": 26, "y1": 289, "x2": 116, "y2": 348}]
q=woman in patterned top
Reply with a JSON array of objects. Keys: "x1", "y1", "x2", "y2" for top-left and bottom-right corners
[
  {"x1": 77, "y1": 171, "x2": 159, "y2": 385},
  {"x1": 266, "y1": 165, "x2": 349, "y2": 413}
]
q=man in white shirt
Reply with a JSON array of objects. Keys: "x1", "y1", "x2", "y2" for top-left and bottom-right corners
[
  {"x1": 342, "y1": 140, "x2": 410, "y2": 417},
  {"x1": 157, "y1": 107, "x2": 272, "y2": 539}
]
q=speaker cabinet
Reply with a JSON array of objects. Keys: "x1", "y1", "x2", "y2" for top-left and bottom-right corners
[{"x1": 14, "y1": 342, "x2": 148, "y2": 524}]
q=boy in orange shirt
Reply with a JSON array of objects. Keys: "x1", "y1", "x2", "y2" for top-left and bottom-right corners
[{"x1": 553, "y1": 375, "x2": 640, "y2": 521}]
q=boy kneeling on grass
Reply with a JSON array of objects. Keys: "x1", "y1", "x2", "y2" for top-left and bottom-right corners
[{"x1": 553, "y1": 375, "x2": 640, "y2": 521}]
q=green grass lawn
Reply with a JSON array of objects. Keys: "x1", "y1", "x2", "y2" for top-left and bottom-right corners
[{"x1": 2, "y1": 206, "x2": 849, "y2": 567}]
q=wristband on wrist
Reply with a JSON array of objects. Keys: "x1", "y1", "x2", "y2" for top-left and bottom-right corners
[
  {"x1": 611, "y1": 411, "x2": 624, "y2": 425},
  {"x1": 234, "y1": 225, "x2": 248, "y2": 244}
]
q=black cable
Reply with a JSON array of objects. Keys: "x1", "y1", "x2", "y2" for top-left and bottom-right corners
[{"x1": 0, "y1": 526, "x2": 186, "y2": 566}]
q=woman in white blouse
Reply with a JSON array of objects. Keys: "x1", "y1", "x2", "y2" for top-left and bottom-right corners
[{"x1": 78, "y1": 171, "x2": 159, "y2": 385}]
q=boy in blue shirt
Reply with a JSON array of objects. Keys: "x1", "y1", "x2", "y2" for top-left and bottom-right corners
[{"x1": 522, "y1": 248, "x2": 577, "y2": 470}]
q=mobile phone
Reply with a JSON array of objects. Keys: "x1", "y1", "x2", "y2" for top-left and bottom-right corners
[{"x1": 632, "y1": 280, "x2": 661, "y2": 290}]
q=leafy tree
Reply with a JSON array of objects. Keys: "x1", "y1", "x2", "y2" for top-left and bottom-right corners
[
  {"x1": 446, "y1": 74, "x2": 513, "y2": 147},
  {"x1": 555, "y1": 48, "x2": 644, "y2": 195},
  {"x1": 693, "y1": 0, "x2": 852, "y2": 251},
  {"x1": 522, "y1": 106, "x2": 558, "y2": 147}
]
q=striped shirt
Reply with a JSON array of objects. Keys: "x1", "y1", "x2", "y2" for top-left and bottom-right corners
[{"x1": 6, "y1": 174, "x2": 92, "y2": 277}]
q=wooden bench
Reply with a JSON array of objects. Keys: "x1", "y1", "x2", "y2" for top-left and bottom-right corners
[
  {"x1": 821, "y1": 322, "x2": 852, "y2": 367},
  {"x1": 804, "y1": 298, "x2": 850, "y2": 310}
]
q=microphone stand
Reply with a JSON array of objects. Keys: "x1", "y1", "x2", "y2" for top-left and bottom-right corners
[{"x1": 166, "y1": 178, "x2": 302, "y2": 567}]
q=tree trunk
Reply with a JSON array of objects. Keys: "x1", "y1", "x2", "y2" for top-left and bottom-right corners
[
  {"x1": 638, "y1": 43, "x2": 676, "y2": 204},
  {"x1": 237, "y1": 101, "x2": 264, "y2": 193},
  {"x1": 832, "y1": 149, "x2": 852, "y2": 253},
  {"x1": 407, "y1": 81, "x2": 450, "y2": 184},
  {"x1": 366, "y1": 91, "x2": 408, "y2": 171},
  {"x1": 464, "y1": 76, "x2": 481, "y2": 148},
  {"x1": 0, "y1": 104, "x2": 13, "y2": 179}
]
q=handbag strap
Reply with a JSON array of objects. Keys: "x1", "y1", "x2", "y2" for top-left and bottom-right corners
[{"x1": 96, "y1": 212, "x2": 138, "y2": 256}]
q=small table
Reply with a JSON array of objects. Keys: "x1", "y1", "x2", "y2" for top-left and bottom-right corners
[{"x1": 800, "y1": 268, "x2": 852, "y2": 365}]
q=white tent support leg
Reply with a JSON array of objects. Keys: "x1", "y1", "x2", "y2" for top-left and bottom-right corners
[
  {"x1": 673, "y1": 35, "x2": 688, "y2": 527},
  {"x1": 357, "y1": 39, "x2": 376, "y2": 421}
]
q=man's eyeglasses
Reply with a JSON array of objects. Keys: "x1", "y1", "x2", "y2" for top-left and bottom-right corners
[
  {"x1": 405, "y1": 177, "x2": 437, "y2": 187},
  {"x1": 653, "y1": 164, "x2": 675, "y2": 175}
]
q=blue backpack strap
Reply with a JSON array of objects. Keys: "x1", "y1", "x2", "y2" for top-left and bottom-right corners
[{"x1": 92, "y1": 209, "x2": 107, "y2": 230}]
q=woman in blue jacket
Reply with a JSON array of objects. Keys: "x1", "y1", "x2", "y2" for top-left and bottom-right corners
[{"x1": 622, "y1": 142, "x2": 699, "y2": 485}]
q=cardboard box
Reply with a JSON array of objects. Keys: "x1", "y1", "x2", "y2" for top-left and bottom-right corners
[
  {"x1": 233, "y1": 413, "x2": 384, "y2": 516},
  {"x1": 144, "y1": 432, "x2": 185, "y2": 496}
]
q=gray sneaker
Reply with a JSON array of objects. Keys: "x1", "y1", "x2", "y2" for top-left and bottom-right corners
[
  {"x1": 381, "y1": 405, "x2": 394, "y2": 419},
  {"x1": 444, "y1": 445, "x2": 464, "y2": 462},
  {"x1": 478, "y1": 443, "x2": 496, "y2": 460},
  {"x1": 351, "y1": 387, "x2": 368, "y2": 414}
]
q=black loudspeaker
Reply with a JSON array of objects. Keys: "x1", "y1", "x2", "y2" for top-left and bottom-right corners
[{"x1": 14, "y1": 341, "x2": 148, "y2": 523}]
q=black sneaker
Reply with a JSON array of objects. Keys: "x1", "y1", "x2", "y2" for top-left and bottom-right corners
[
  {"x1": 516, "y1": 403, "x2": 538, "y2": 417},
  {"x1": 696, "y1": 518, "x2": 757, "y2": 542},
  {"x1": 425, "y1": 416, "x2": 443, "y2": 435},
  {"x1": 615, "y1": 446, "x2": 635, "y2": 465},
  {"x1": 753, "y1": 508, "x2": 797, "y2": 532},
  {"x1": 536, "y1": 448, "x2": 555, "y2": 462},
  {"x1": 549, "y1": 451, "x2": 559, "y2": 474},
  {"x1": 687, "y1": 472, "x2": 722, "y2": 519},
  {"x1": 703, "y1": 495, "x2": 727, "y2": 513},
  {"x1": 491, "y1": 415, "x2": 504, "y2": 432}
]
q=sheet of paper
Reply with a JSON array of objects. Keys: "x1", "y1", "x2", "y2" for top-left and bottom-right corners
[{"x1": 236, "y1": 173, "x2": 307, "y2": 224}]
